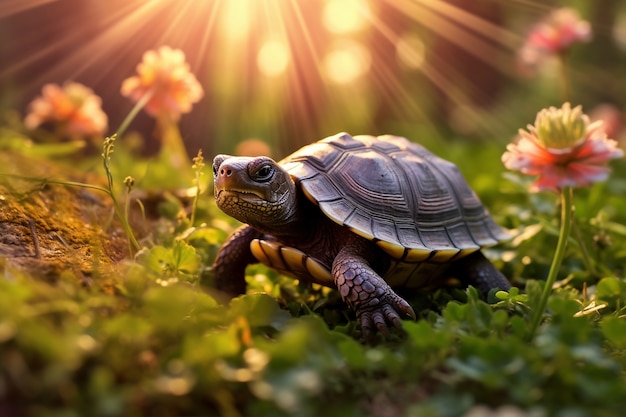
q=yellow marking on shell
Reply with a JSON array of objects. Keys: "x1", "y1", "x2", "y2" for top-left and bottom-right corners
[
  {"x1": 375, "y1": 239, "x2": 432, "y2": 262},
  {"x1": 348, "y1": 225, "x2": 455, "y2": 263},
  {"x1": 427, "y1": 248, "x2": 461, "y2": 263},
  {"x1": 375, "y1": 239, "x2": 480, "y2": 263},
  {"x1": 250, "y1": 239, "x2": 333, "y2": 285},
  {"x1": 458, "y1": 246, "x2": 480, "y2": 257}
]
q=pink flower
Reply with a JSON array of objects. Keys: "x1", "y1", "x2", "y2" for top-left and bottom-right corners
[
  {"x1": 502, "y1": 103, "x2": 623, "y2": 192},
  {"x1": 24, "y1": 82, "x2": 108, "y2": 137},
  {"x1": 519, "y1": 8, "x2": 591, "y2": 68},
  {"x1": 589, "y1": 104, "x2": 623, "y2": 140},
  {"x1": 121, "y1": 46, "x2": 204, "y2": 121}
]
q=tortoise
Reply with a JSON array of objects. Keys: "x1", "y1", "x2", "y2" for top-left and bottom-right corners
[{"x1": 212, "y1": 132, "x2": 510, "y2": 337}]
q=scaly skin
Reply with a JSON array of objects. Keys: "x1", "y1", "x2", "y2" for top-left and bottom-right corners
[
  {"x1": 332, "y1": 239, "x2": 416, "y2": 339},
  {"x1": 212, "y1": 225, "x2": 262, "y2": 296},
  {"x1": 448, "y1": 251, "x2": 511, "y2": 294},
  {"x1": 212, "y1": 152, "x2": 510, "y2": 338},
  {"x1": 213, "y1": 216, "x2": 418, "y2": 338}
]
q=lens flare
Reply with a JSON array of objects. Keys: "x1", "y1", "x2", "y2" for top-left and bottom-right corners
[
  {"x1": 323, "y1": 0, "x2": 371, "y2": 34},
  {"x1": 257, "y1": 40, "x2": 290, "y2": 77},
  {"x1": 219, "y1": 0, "x2": 252, "y2": 41},
  {"x1": 0, "y1": 0, "x2": 553, "y2": 151},
  {"x1": 324, "y1": 40, "x2": 371, "y2": 85}
]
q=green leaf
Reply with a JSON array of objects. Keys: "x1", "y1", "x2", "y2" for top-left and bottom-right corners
[
  {"x1": 143, "y1": 285, "x2": 204, "y2": 331},
  {"x1": 601, "y1": 316, "x2": 626, "y2": 349},
  {"x1": 596, "y1": 277, "x2": 626, "y2": 309},
  {"x1": 171, "y1": 239, "x2": 201, "y2": 274},
  {"x1": 136, "y1": 240, "x2": 201, "y2": 283},
  {"x1": 229, "y1": 293, "x2": 291, "y2": 330}
]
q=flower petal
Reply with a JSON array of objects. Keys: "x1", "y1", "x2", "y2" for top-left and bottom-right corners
[
  {"x1": 502, "y1": 102, "x2": 623, "y2": 192},
  {"x1": 121, "y1": 46, "x2": 204, "y2": 120}
]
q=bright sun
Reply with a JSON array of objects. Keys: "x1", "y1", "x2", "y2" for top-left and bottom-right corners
[{"x1": 0, "y1": 0, "x2": 531, "y2": 151}]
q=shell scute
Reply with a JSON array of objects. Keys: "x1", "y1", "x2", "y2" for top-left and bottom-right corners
[
  {"x1": 343, "y1": 208, "x2": 375, "y2": 239},
  {"x1": 369, "y1": 216, "x2": 400, "y2": 245},
  {"x1": 325, "y1": 132, "x2": 369, "y2": 150},
  {"x1": 280, "y1": 133, "x2": 507, "y2": 261},
  {"x1": 319, "y1": 199, "x2": 355, "y2": 224},
  {"x1": 297, "y1": 173, "x2": 342, "y2": 203}
]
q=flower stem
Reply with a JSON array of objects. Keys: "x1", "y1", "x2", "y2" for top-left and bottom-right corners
[
  {"x1": 528, "y1": 186, "x2": 574, "y2": 339},
  {"x1": 102, "y1": 136, "x2": 140, "y2": 253},
  {"x1": 115, "y1": 88, "x2": 154, "y2": 138},
  {"x1": 558, "y1": 53, "x2": 571, "y2": 103},
  {"x1": 0, "y1": 172, "x2": 141, "y2": 252},
  {"x1": 556, "y1": 51, "x2": 596, "y2": 278},
  {"x1": 111, "y1": 192, "x2": 141, "y2": 253}
]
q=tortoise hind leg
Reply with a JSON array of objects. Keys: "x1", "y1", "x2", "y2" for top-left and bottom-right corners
[{"x1": 449, "y1": 251, "x2": 511, "y2": 295}]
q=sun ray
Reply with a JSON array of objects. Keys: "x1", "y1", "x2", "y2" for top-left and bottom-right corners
[
  {"x1": 0, "y1": 0, "x2": 56, "y2": 18},
  {"x1": 382, "y1": 0, "x2": 517, "y2": 75},
  {"x1": 1, "y1": 0, "x2": 609, "y2": 156}
]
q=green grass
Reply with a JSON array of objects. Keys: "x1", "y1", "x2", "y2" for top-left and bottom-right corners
[{"x1": 1, "y1": 136, "x2": 626, "y2": 417}]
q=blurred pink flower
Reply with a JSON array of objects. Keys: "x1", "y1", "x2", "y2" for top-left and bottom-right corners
[
  {"x1": 24, "y1": 82, "x2": 108, "y2": 137},
  {"x1": 121, "y1": 46, "x2": 204, "y2": 121},
  {"x1": 519, "y1": 8, "x2": 591, "y2": 68},
  {"x1": 502, "y1": 103, "x2": 623, "y2": 192},
  {"x1": 589, "y1": 103, "x2": 623, "y2": 140}
]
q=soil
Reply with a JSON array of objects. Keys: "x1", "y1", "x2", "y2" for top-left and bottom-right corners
[{"x1": 0, "y1": 151, "x2": 130, "y2": 292}]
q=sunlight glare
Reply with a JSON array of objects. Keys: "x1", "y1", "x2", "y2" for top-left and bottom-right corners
[
  {"x1": 257, "y1": 40, "x2": 290, "y2": 77},
  {"x1": 323, "y1": 40, "x2": 371, "y2": 85},
  {"x1": 396, "y1": 34, "x2": 425, "y2": 69},
  {"x1": 219, "y1": 0, "x2": 252, "y2": 40},
  {"x1": 323, "y1": 0, "x2": 370, "y2": 34}
]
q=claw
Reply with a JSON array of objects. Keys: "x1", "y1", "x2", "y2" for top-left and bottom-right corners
[
  {"x1": 372, "y1": 310, "x2": 390, "y2": 336},
  {"x1": 381, "y1": 305, "x2": 403, "y2": 329},
  {"x1": 357, "y1": 293, "x2": 415, "y2": 339},
  {"x1": 360, "y1": 313, "x2": 374, "y2": 340},
  {"x1": 397, "y1": 298, "x2": 417, "y2": 321}
]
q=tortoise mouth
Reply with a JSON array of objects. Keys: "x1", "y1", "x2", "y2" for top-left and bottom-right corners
[
  {"x1": 215, "y1": 188, "x2": 267, "y2": 203},
  {"x1": 215, "y1": 189, "x2": 280, "y2": 226}
]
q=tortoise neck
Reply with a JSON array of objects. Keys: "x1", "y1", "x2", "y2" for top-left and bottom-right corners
[{"x1": 251, "y1": 190, "x2": 317, "y2": 240}]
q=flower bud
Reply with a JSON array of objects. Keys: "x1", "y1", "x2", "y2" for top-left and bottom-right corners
[{"x1": 534, "y1": 103, "x2": 587, "y2": 150}]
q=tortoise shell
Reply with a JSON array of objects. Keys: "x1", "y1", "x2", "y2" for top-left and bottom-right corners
[{"x1": 279, "y1": 133, "x2": 508, "y2": 263}]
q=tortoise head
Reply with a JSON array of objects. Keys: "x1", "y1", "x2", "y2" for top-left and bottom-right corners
[{"x1": 212, "y1": 154, "x2": 299, "y2": 233}]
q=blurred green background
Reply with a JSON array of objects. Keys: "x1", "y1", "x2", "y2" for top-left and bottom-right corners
[
  {"x1": 2, "y1": 3, "x2": 626, "y2": 416},
  {"x1": 1, "y1": 0, "x2": 625, "y2": 159}
]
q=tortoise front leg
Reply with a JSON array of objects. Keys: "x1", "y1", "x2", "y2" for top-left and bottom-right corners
[
  {"x1": 213, "y1": 225, "x2": 263, "y2": 297},
  {"x1": 332, "y1": 244, "x2": 416, "y2": 338}
]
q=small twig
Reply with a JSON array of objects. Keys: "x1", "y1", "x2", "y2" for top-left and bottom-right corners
[
  {"x1": 52, "y1": 231, "x2": 94, "y2": 288},
  {"x1": 28, "y1": 218, "x2": 41, "y2": 259},
  {"x1": 52, "y1": 231, "x2": 69, "y2": 247}
]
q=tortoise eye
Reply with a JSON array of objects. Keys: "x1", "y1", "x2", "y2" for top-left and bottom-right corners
[{"x1": 254, "y1": 164, "x2": 274, "y2": 182}]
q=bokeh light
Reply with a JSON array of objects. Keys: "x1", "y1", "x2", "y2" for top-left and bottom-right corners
[
  {"x1": 219, "y1": 0, "x2": 252, "y2": 41},
  {"x1": 323, "y1": 0, "x2": 371, "y2": 34},
  {"x1": 323, "y1": 40, "x2": 371, "y2": 85},
  {"x1": 613, "y1": 11, "x2": 626, "y2": 51},
  {"x1": 257, "y1": 40, "x2": 290, "y2": 77},
  {"x1": 0, "y1": 0, "x2": 623, "y2": 157}
]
